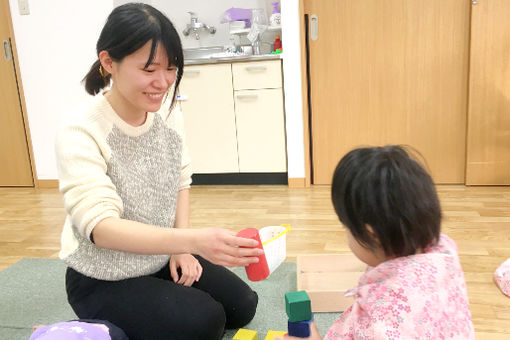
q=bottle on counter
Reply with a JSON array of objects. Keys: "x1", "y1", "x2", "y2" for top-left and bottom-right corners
[{"x1": 273, "y1": 35, "x2": 282, "y2": 52}]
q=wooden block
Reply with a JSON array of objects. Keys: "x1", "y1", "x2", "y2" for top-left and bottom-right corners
[
  {"x1": 233, "y1": 328, "x2": 258, "y2": 340},
  {"x1": 297, "y1": 254, "x2": 366, "y2": 312},
  {"x1": 264, "y1": 330, "x2": 287, "y2": 339},
  {"x1": 237, "y1": 228, "x2": 270, "y2": 281},
  {"x1": 288, "y1": 319, "x2": 312, "y2": 337},
  {"x1": 285, "y1": 290, "x2": 312, "y2": 322}
]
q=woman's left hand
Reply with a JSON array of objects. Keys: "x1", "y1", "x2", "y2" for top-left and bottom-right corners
[{"x1": 169, "y1": 254, "x2": 203, "y2": 286}]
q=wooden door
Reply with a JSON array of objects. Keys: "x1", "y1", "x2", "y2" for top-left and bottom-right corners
[
  {"x1": 466, "y1": 0, "x2": 510, "y2": 185},
  {"x1": 0, "y1": 0, "x2": 33, "y2": 186},
  {"x1": 304, "y1": 0, "x2": 471, "y2": 184}
]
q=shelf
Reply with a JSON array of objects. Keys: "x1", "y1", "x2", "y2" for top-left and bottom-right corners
[{"x1": 230, "y1": 25, "x2": 282, "y2": 35}]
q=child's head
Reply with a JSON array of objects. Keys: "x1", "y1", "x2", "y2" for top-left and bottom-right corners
[{"x1": 331, "y1": 145, "x2": 441, "y2": 263}]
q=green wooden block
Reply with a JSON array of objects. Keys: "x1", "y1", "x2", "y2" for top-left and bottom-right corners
[{"x1": 285, "y1": 290, "x2": 312, "y2": 322}]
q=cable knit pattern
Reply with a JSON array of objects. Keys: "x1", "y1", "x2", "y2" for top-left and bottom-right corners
[
  {"x1": 56, "y1": 93, "x2": 192, "y2": 280},
  {"x1": 324, "y1": 234, "x2": 475, "y2": 340}
]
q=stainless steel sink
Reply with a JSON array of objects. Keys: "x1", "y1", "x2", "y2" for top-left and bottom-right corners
[
  {"x1": 182, "y1": 46, "x2": 280, "y2": 65},
  {"x1": 183, "y1": 46, "x2": 224, "y2": 60}
]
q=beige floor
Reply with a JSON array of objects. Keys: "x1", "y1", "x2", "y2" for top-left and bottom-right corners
[{"x1": 1, "y1": 185, "x2": 509, "y2": 338}]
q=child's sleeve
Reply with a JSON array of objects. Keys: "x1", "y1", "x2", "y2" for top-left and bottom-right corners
[{"x1": 323, "y1": 305, "x2": 355, "y2": 339}]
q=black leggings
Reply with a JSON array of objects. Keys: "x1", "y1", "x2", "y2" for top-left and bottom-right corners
[{"x1": 65, "y1": 256, "x2": 258, "y2": 340}]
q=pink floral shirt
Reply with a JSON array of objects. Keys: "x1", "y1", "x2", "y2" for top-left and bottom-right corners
[{"x1": 324, "y1": 234, "x2": 475, "y2": 340}]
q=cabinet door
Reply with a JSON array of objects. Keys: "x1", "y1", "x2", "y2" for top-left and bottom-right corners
[
  {"x1": 234, "y1": 88, "x2": 287, "y2": 172},
  {"x1": 179, "y1": 64, "x2": 239, "y2": 173},
  {"x1": 232, "y1": 60, "x2": 283, "y2": 90}
]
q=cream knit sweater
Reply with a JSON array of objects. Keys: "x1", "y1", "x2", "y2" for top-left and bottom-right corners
[{"x1": 55, "y1": 93, "x2": 192, "y2": 280}]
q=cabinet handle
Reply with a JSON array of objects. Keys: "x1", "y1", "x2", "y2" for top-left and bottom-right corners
[
  {"x1": 236, "y1": 94, "x2": 258, "y2": 100},
  {"x1": 184, "y1": 70, "x2": 200, "y2": 75},
  {"x1": 245, "y1": 66, "x2": 267, "y2": 72},
  {"x1": 3, "y1": 39, "x2": 11, "y2": 62},
  {"x1": 310, "y1": 15, "x2": 319, "y2": 41}
]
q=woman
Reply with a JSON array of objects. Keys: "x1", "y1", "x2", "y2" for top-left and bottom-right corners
[{"x1": 55, "y1": 3, "x2": 261, "y2": 339}]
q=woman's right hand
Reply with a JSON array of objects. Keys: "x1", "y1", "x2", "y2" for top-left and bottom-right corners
[{"x1": 194, "y1": 228, "x2": 264, "y2": 267}]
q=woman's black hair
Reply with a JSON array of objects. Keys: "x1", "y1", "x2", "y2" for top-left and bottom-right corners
[
  {"x1": 331, "y1": 145, "x2": 441, "y2": 258},
  {"x1": 83, "y1": 3, "x2": 183, "y2": 110}
]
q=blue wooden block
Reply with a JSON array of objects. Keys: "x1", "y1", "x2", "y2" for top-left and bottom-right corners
[{"x1": 288, "y1": 318, "x2": 312, "y2": 338}]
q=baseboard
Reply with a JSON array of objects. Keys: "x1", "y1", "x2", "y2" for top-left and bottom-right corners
[
  {"x1": 191, "y1": 173, "x2": 288, "y2": 185},
  {"x1": 35, "y1": 177, "x2": 301, "y2": 187},
  {"x1": 36, "y1": 179, "x2": 59, "y2": 188},
  {"x1": 35, "y1": 176, "x2": 295, "y2": 188},
  {"x1": 288, "y1": 177, "x2": 306, "y2": 188}
]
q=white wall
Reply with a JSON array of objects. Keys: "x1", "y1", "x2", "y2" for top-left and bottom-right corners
[
  {"x1": 11, "y1": 0, "x2": 305, "y2": 180},
  {"x1": 150, "y1": 0, "x2": 271, "y2": 49},
  {"x1": 114, "y1": 0, "x2": 278, "y2": 52},
  {"x1": 9, "y1": 0, "x2": 113, "y2": 179}
]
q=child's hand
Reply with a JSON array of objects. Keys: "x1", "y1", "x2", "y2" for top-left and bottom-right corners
[{"x1": 275, "y1": 322, "x2": 322, "y2": 340}]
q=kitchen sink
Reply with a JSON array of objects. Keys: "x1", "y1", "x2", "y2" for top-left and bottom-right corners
[
  {"x1": 183, "y1": 46, "x2": 280, "y2": 64},
  {"x1": 183, "y1": 46, "x2": 225, "y2": 60}
]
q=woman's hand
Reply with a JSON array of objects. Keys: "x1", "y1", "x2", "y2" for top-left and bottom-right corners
[
  {"x1": 275, "y1": 323, "x2": 322, "y2": 340},
  {"x1": 194, "y1": 228, "x2": 264, "y2": 267},
  {"x1": 169, "y1": 254, "x2": 202, "y2": 286}
]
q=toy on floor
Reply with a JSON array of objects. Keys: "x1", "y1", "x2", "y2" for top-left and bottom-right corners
[
  {"x1": 233, "y1": 328, "x2": 258, "y2": 340},
  {"x1": 29, "y1": 320, "x2": 128, "y2": 340},
  {"x1": 285, "y1": 290, "x2": 313, "y2": 337},
  {"x1": 296, "y1": 253, "x2": 365, "y2": 312},
  {"x1": 237, "y1": 228, "x2": 270, "y2": 281},
  {"x1": 264, "y1": 330, "x2": 287, "y2": 339}
]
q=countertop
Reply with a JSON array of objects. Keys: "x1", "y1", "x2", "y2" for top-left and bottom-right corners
[{"x1": 184, "y1": 53, "x2": 282, "y2": 66}]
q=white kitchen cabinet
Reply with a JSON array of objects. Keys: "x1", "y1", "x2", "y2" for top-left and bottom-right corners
[
  {"x1": 179, "y1": 59, "x2": 286, "y2": 174},
  {"x1": 235, "y1": 88, "x2": 287, "y2": 172},
  {"x1": 232, "y1": 60, "x2": 282, "y2": 90},
  {"x1": 178, "y1": 64, "x2": 239, "y2": 173}
]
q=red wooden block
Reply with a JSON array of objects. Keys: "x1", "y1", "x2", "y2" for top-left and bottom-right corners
[{"x1": 237, "y1": 228, "x2": 270, "y2": 281}]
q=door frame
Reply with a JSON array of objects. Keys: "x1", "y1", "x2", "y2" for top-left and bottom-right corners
[
  {"x1": 299, "y1": 0, "x2": 312, "y2": 186},
  {"x1": 1, "y1": 0, "x2": 37, "y2": 187}
]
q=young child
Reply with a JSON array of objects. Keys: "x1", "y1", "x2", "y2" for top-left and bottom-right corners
[{"x1": 281, "y1": 145, "x2": 475, "y2": 339}]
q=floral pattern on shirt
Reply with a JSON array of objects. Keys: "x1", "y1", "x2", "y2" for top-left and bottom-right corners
[
  {"x1": 324, "y1": 234, "x2": 475, "y2": 340},
  {"x1": 495, "y1": 258, "x2": 510, "y2": 297}
]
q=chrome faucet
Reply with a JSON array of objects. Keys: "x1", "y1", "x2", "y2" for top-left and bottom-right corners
[{"x1": 182, "y1": 12, "x2": 216, "y2": 40}]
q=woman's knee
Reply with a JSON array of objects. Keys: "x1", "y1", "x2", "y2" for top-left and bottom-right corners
[
  {"x1": 130, "y1": 296, "x2": 226, "y2": 340},
  {"x1": 192, "y1": 298, "x2": 226, "y2": 340},
  {"x1": 226, "y1": 289, "x2": 258, "y2": 329}
]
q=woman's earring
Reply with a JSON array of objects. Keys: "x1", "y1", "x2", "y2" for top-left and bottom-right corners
[{"x1": 99, "y1": 65, "x2": 107, "y2": 78}]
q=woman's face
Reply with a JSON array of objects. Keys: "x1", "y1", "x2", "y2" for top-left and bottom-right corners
[{"x1": 110, "y1": 40, "x2": 177, "y2": 115}]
